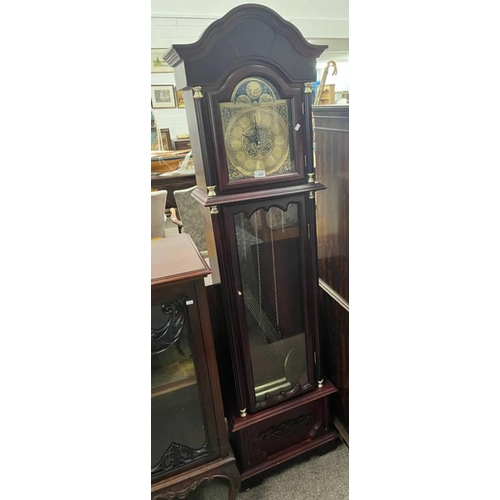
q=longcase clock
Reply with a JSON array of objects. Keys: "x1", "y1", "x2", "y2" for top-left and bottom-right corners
[{"x1": 166, "y1": 4, "x2": 340, "y2": 482}]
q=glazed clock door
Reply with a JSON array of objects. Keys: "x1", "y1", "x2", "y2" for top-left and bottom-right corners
[
  {"x1": 210, "y1": 67, "x2": 305, "y2": 193},
  {"x1": 225, "y1": 196, "x2": 315, "y2": 412},
  {"x1": 151, "y1": 284, "x2": 219, "y2": 482}
]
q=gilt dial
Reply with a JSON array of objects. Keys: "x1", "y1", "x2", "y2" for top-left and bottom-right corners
[
  {"x1": 220, "y1": 77, "x2": 294, "y2": 181},
  {"x1": 225, "y1": 106, "x2": 289, "y2": 177}
]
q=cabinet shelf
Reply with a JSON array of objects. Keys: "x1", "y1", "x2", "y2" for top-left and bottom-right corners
[
  {"x1": 151, "y1": 356, "x2": 197, "y2": 399},
  {"x1": 151, "y1": 376, "x2": 197, "y2": 399}
]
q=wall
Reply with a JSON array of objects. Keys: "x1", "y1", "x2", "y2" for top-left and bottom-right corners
[
  {"x1": 151, "y1": 69, "x2": 188, "y2": 140},
  {"x1": 151, "y1": 0, "x2": 348, "y2": 20},
  {"x1": 151, "y1": 2, "x2": 349, "y2": 141}
]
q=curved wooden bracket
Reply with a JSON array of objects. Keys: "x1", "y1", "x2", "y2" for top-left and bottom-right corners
[{"x1": 151, "y1": 458, "x2": 240, "y2": 500}]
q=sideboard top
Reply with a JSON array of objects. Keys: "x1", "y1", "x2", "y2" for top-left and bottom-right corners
[{"x1": 151, "y1": 234, "x2": 210, "y2": 286}]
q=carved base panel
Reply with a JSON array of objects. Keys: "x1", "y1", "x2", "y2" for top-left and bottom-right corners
[
  {"x1": 151, "y1": 456, "x2": 240, "y2": 500},
  {"x1": 230, "y1": 383, "x2": 339, "y2": 480}
]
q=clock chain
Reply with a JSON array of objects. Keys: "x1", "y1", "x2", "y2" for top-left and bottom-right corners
[
  {"x1": 241, "y1": 213, "x2": 247, "y2": 261},
  {"x1": 269, "y1": 210, "x2": 281, "y2": 335},
  {"x1": 253, "y1": 212, "x2": 263, "y2": 327},
  {"x1": 243, "y1": 209, "x2": 298, "y2": 389}
]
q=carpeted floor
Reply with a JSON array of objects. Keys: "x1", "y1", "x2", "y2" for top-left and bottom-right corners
[{"x1": 188, "y1": 443, "x2": 349, "y2": 500}]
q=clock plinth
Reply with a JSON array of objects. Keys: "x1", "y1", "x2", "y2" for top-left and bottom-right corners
[{"x1": 229, "y1": 379, "x2": 339, "y2": 480}]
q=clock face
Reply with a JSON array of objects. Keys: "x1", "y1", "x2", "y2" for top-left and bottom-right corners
[{"x1": 220, "y1": 77, "x2": 294, "y2": 181}]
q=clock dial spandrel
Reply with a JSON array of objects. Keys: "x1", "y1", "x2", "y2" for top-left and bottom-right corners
[{"x1": 220, "y1": 77, "x2": 295, "y2": 181}]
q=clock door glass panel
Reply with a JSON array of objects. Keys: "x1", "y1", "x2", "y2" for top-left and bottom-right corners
[
  {"x1": 220, "y1": 77, "x2": 295, "y2": 181},
  {"x1": 233, "y1": 203, "x2": 309, "y2": 404},
  {"x1": 151, "y1": 298, "x2": 209, "y2": 479}
]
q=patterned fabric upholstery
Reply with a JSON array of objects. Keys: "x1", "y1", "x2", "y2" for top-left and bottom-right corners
[{"x1": 173, "y1": 187, "x2": 208, "y2": 254}]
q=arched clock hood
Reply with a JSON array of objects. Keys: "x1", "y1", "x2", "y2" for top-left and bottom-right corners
[{"x1": 165, "y1": 4, "x2": 328, "y2": 89}]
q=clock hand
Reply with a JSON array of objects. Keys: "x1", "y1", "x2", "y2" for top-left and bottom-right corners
[
  {"x1": 253, "y1": 113, "x2": 261, "y2": 146},
  {"x1": 243, "y1": 130, "x2": 257, "y2": 143}
]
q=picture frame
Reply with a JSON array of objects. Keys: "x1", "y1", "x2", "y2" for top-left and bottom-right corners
[
  {"x1": 151, "y1": 85, "x2": 176, "y2": 108},
  {"x1": 176, "y1": 90, "x2": 185, "y2": 108},
  {"x1": 159, "y1": 128, "x2": 173, "y2": 150},
  {"x1": 151, "y1": 48, "x2": 173, "y2": 73}
]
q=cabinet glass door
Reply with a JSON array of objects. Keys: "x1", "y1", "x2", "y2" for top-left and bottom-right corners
[
  {"x1": 151, "y1": 296, "x2": 209, "y2": 480},
  {"x1": 233, "y1": 202, "x2": 310, "y2": 406}
]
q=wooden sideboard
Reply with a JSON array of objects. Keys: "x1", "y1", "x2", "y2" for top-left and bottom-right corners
[
  {"x1": 151, "y1": 234, "x2": 240, "y2": 499},
  {"x1": 313, "y1": 105, "x2": 349, "y2": 438}
]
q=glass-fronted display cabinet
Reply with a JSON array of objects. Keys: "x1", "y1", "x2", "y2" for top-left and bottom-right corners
[
  {"x1": 151, "y1": 297, "x2": 210, "y2": 479},
  {"x1": 151, "y1": 235, "x2": 240, "y2": 499}
]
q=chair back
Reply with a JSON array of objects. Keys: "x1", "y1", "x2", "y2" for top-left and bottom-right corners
[
  {"x1": 151, "y1": 190, "x2": 167, "y2": 238},
  {"x1": 173, "y1": 186, "x2": 208, "y2": 254}
]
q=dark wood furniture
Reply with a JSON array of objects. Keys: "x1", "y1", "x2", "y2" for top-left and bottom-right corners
[
  {"x1": 151, "y1": 171, "x2": 196, "y2": 210},
  {"x1": 174, "y1": 139, "x2": 192, "y2": 150},
  {"x1": 159, "y1": 128, "x2": 173, "y2": 150},
  {"x1": 313, "y1": 104, "x2": 349, "y2": 438},
  {"x1": 166, "y1": 4, "x2": 339, "y2": 483},
  {"x1": 151, "y1": 234, "x2": 240, "y2": 499}
]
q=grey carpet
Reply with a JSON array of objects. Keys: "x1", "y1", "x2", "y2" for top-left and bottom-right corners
[{"x1": 188, "y1": 443, "x2": 349, "y2": 500}]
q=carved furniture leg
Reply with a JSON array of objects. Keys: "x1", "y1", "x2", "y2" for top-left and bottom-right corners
[
  {"x1": 222, "y1": 460, "x2": 241, "y2": 500},
  {"x1": 151, "y1": 456, "x2": 240, "y2": 500}
]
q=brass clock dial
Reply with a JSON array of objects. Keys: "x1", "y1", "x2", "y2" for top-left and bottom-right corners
[{"x1": 220, "y1": 78, "x2": 294, "y2": 181}]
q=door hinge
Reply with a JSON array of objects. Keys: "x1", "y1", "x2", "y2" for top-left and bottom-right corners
[
  {"x1": 314, "y1": 351, "x2": 317, "y2": 364},
  {"x1": 307, "y1": 223, "x2": 311, "y2": 239}
]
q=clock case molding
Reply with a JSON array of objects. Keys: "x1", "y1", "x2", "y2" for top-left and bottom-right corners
[
  {"x1": 166, "y1": 4, "x2": 339, "y2": 481},
  {"x1": 165, "y1": 4, "x2": 327, "y2": 199},
  {"x1": 213, "y1": 69, "x2": 303, "y2": 189}
]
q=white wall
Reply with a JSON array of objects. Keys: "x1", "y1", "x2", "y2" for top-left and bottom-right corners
[
  {"x1": 151, "y1": 2, "x2": 349, "y2": 140},
  {"x1": 151, "y1": 0, "x2": 348, "y2": 20},
  {"x1": 151, "y1": 70, "x2": 189, "y2": 140}
]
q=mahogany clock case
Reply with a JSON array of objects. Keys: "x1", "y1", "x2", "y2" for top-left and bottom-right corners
[
  {"x1": 164, "y1": 3, "x2": 340, "y2": 481},
  {"x1": 216, "y1": 193, "x2": 323, "y2": 415}
]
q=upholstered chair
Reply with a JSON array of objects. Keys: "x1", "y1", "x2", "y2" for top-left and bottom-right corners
[
  {"x1": 170, "y1": 186, "x2": 208, "y2": 257},
  {"x1": 151, "y1": 190, "x2": 167, "y2": 239}
]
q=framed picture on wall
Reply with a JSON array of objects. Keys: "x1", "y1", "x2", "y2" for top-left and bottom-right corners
[
  {"x1": 159, "y1": 128, "x2": 173, "y2": 150},
  {"x1": 176, "y1": 90, "x2": 185, "y2": 108},
  {"x1": 151, "y1": 85, "x2": 176, "y2": 108},
  {"x1": 151, "y1": 48, "x2": 173, "y2": 73}
]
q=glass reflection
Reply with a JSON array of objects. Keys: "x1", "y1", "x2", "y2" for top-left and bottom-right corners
[
  {"x1": 151, "y1": 299, "x2": 209, "y2": 477},
  {"x1": 234, "y1": 204, "x2": 308, "y2": 404}
]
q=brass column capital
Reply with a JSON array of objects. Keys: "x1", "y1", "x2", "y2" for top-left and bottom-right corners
[{"x1": 193, "y1": 86, "x2": 204, "y2": 99}]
